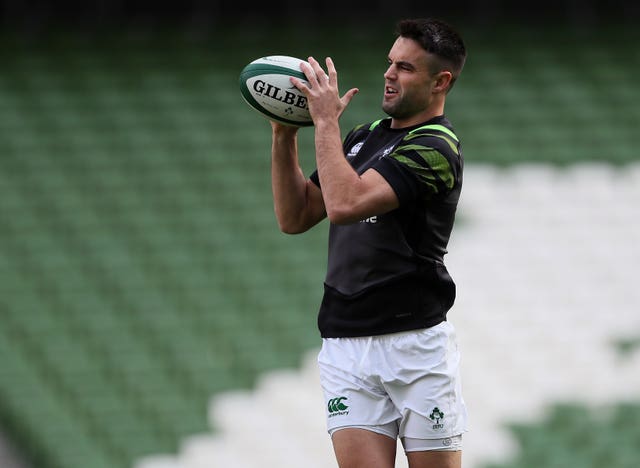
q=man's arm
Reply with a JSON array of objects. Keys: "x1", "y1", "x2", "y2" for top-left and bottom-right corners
[
  {"x1": 314, "y1": 119, "x2": 399, "y2": 224},
  {"x1": 271, "y1": 122, "x2": 326, "y2": 234},
  {"x1": 294, "y1": 57, "x2": 400, "y2": 225}
]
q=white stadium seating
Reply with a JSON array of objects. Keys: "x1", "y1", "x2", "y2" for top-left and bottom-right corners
[{"x1": 134, "y1": 163, "x2": 640, "y2": 468}]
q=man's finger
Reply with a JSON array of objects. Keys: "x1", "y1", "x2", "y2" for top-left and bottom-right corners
[
  {"x1": 342, "y1": 88, "x2": 359, "y2": 106},
  {"x1": 289, "y1": 76, "x2": 310, "y2": 95},
  {"x1": 307, "y1": 56, "x2": 329, "y2": 83}
]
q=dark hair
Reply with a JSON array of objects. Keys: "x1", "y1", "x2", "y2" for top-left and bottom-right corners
[{"x1": 396, "y1": 18, "x2": 467, "y2": 91}]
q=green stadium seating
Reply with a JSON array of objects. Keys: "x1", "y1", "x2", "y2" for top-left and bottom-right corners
[
  {"x1": 0, "y1": 25, "x2": 638, "y2": 468},
  {"x1": 485, "y1": 403, "x2": 640, "y2": 468}
]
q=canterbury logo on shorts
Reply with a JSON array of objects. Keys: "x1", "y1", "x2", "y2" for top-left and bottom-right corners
[{"x1": 327, "y1": 397, "x2": 349, "y2": 417}]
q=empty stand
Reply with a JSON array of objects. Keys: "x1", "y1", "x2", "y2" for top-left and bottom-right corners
[
  {"x1": 132, "y1": 162, "x2": 640, "y2": 468},
  {"x1": 0, "y1": 26, "x2": 639, "y2": 468}
]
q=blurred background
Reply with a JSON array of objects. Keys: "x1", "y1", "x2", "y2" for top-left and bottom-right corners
[{"x1": 1, "y1": 1, "x2": 639, "y2": 467}]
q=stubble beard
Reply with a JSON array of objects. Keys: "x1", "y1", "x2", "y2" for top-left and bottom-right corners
[{"x1": 382, "y1": 96, "x2": 412, "y2": 120}]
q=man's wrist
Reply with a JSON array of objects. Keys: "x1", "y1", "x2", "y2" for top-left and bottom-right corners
[
  {"x1": 271, "y1": 122, "x2": 299, "y2": 139},
  {"x1": 314, "y1": 118, "x2": 340, "y2": 134}
]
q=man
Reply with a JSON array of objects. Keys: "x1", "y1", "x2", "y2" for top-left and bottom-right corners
[{"x1": 270, "y1": 18, "x2": 468, "y2": 468}]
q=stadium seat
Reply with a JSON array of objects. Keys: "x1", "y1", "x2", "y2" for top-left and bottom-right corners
[{"x1": 0, "y1": 28, "x2": 639, "y2": 468}]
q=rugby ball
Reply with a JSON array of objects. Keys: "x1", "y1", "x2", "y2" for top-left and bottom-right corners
[{"x1": 239, "y1": 55, "x2": 313, "y2": 127}]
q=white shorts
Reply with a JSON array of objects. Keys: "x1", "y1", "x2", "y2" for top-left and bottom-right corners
[{"x1": 318, "y1": 322, "x2": 468, "y2": 448}]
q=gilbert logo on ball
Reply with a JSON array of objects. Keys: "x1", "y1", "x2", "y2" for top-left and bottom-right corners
[{"x1": 239, "y1": 55, "x2": 313, "y2": 127}]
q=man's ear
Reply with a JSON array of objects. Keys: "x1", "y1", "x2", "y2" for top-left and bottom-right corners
[{"x1": 433, "y1": 70, "x2": 453, "y2": 93}]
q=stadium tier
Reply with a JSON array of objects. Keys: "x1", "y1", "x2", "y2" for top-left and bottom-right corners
[{"x1": 0, "y1": 25, "x2": 639, "y2": 468}]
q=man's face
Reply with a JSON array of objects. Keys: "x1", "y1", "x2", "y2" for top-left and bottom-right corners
[{"x1": 382, "y1": 37, "x2": 439, "y2": 124}]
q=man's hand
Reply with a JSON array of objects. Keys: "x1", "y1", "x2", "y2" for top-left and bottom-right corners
[
  {"x1": 290, "y1": 56, "x2": 359, "y2": 125},
  {"x1": 270, "y1": 120, "x2": 299, "y2": 137}
]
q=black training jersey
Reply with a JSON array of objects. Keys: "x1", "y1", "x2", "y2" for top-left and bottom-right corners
[{"x1": 310, "y1": 115, "x2": 464, "y2": 338}]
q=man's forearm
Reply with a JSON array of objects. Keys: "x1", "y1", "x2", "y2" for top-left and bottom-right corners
[
  {"x1": 271, "y1": 130, "x2": 315, "y2": 233},
  {"x1": 314, "y1": 120, "x2": 361, "y2": 223}
]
